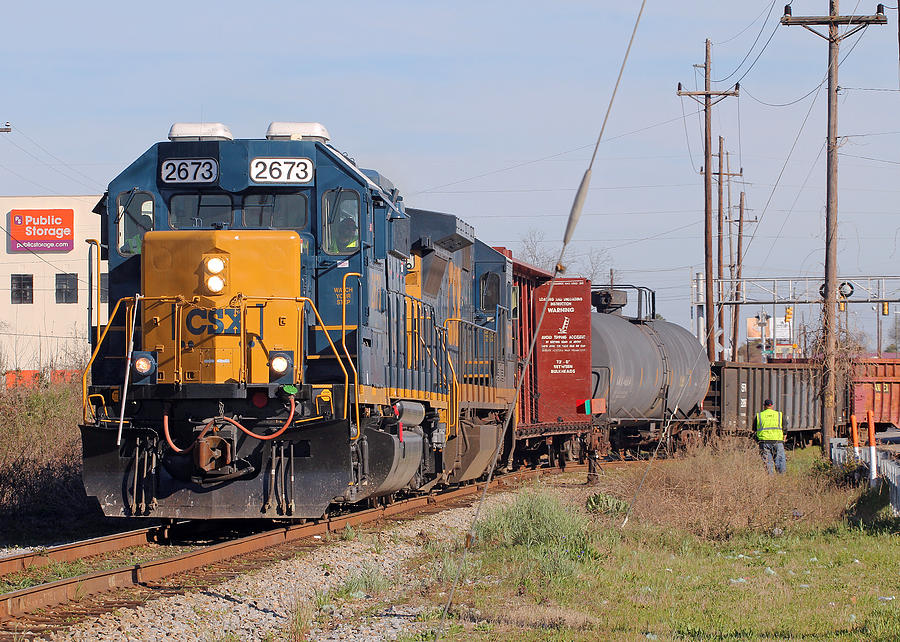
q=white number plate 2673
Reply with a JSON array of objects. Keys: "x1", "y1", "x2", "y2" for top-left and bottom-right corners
[
  {"x1": 161, "y1": 159, "x2": 218, "y2": 183},
  {"x1": 250, "y1": 158, "x2": 314, "y2": 184}
]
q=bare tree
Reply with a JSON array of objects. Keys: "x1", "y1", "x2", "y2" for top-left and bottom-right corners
[{"x1": 517, "y1": 229, "x2": 611, "y2": 282}]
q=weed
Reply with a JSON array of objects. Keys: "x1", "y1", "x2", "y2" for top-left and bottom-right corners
[
  {"x1": 335, "y1": 562, "x2": 391, "y2": 599},
  {"x1": 340, "y1": 524, "x2": 357, "y2": 541},
  {"x1": 288, "y1": 599, "x2": 313, "y2": 641},
  {"x1": 586, "y1": 492, "x2": 628, "y2": 515},
  {"x1": 475, "y1": 490, "x2": 592, "y2": 556},
  {"x1": 597, "y1": 439, "x2": 860, "y2": 539}
]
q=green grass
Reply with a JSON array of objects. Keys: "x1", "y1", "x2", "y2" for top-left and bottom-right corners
[
  {"x1": 334, "y1": 562, "x2": 391, "y2": 599},
  {"x1": 411, "y1": 445, "x2": 900, "y2": 641},
  {"x1": 0, "y1": 544, "x2": 198, "y2": 594}
]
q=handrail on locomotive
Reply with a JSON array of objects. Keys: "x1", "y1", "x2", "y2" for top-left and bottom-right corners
[{"x1": 83, "y1": 294, "x2": 350, "y2": 424}]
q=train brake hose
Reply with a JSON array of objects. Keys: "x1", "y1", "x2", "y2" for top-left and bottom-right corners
[
  {"x1": 163, "y1": 415, "x2": 215, "y2": 454},
  {"x1": 218, "y1": 396, "x2": 296, "y2": 441}
]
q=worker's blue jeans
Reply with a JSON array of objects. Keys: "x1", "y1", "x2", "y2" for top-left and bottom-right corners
[{"x1": 759, "y1": 441, "x2": 786, "y2": 474}]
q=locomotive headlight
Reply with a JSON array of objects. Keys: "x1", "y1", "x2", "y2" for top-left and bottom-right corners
[
  {"x1": 133, "y1": 356, "x2": 154, "y2": 375},
  {"x1": 206, "y1": 257, "x2": 225, "y2": 274},
  {"x1": 206, "y1": 275, "x2": 225, "y2": 293},
  {"x1": 270, "y1": 355, "x2": 289, "y2": 374}
]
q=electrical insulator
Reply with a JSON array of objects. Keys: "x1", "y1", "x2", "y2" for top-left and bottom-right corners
[
  {"x1": 839, "y1": 301, "x2": 846, "y2": 312},
  {"x1": 883, "y1": 302, "x2": 890, "y2": 316}
]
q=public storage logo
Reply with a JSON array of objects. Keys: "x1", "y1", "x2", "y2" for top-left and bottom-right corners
[{"x1": 9, "y1": 209, "x2": 74, "y2": 252}]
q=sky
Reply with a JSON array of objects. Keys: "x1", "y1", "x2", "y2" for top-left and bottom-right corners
[{"x1": 1, "y1": 1, "x2": 899, "y2": 346}]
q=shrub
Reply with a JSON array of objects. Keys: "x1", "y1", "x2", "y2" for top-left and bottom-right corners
[
  {"x1": 586, "y1": 492, "x2": 628, "y2": 516},
  {"x1": 597, "y1": 438, "x2": 859, "y2": 540}
]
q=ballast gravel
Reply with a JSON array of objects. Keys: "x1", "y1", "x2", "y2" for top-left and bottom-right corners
[{"x1": 50, "y1": 490, "x2": 521, "y2": 641}]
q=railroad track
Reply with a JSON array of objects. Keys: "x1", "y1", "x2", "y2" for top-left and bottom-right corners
[{"x1": 0, "y1": 460, "x2": 636, "y2": 638}]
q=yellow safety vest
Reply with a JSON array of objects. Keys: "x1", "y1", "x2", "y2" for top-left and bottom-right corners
[{"x1": 755, "y1": 408, "x2": 783, "y2": 442}]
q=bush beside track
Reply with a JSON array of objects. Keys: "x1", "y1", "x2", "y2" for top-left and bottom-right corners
[{"x1": 0, "y1": 380, "x2": 103, "y2": 543}]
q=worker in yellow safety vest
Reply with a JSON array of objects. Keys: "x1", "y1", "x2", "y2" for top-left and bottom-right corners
[{"x1": 755, "y1": 399, "x2": 786, "y2": 474}]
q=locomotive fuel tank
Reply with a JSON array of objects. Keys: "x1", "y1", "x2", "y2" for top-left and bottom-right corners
[{"x1": 590, "y1": 289, "x2": 709, "y2": 422}]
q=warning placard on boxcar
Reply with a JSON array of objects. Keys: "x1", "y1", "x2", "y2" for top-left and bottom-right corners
[{"x1": 534, "y1": 278, "x2": 591, "y2": 422}]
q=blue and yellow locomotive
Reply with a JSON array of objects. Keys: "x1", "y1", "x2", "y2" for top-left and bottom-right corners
[{"x1": 82, "y1": 122, "x2": 517, "y2": 519}]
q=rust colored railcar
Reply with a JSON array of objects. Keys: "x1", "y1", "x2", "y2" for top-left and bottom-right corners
[
  {"x1": 494, "y1": 250, "x2": 594, "y2": 466},
  {"x1": 849, "y1": 358, "x2": 900, "y2": 429}
]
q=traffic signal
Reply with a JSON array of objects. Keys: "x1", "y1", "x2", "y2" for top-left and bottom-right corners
[
  {"x1": 883, "y1": 302, "x2": 890, "y2": 316},
  {"x1": 785, "y1": 306, "x2": 793, "y2": 322}
]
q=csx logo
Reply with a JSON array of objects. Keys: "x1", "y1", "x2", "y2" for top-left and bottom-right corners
[{"x1": 185, "y1": 308, "x2": 241, "y2": 335}]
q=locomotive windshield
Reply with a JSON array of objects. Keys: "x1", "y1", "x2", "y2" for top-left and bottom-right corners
[
  {"x1": 169, "y1": 193, "x2": 232, "y2": 229},
  {"x1": 322, "y1": 189, "x2": 359, "y2": 255},
  {"x1": 116, "y1": 190, "x2": 154, "y2": 256},
  {"x1": 242, "y1": 193, "x2": 308, "y2": 229}
]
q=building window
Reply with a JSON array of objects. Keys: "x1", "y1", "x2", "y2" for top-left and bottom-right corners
[
  {"x1": 100, "y1": 273, "x2": 109, "y2": 303},
  {"x1": 11, "y1": 274, "x2": 33, "y2": 304},
  {"x1": 56, "y1": 273, "x2": 78, "y2": 304}
]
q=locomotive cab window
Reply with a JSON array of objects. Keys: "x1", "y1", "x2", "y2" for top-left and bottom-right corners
[
  {"x1": 169, "y1": 194, "x2": 232, "y2": 229},
  {"x1": 480, "y1": 271, "x2": 500, "y2": 312},
  {"x1": 116, "y1": 191, "x2": 154, "y2": 256},
  {"x1": 242, "y1": 193, "x2": 308, "y2": 229},
  {"x1": 322, "y1": 189, "x2": 360, "y2": 255}
]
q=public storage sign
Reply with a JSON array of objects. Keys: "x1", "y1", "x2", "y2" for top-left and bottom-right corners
[
  {"x1": 8, "y1": 209, "x2": 74, "y2": 252},
  {"x1": 534, "y1": 278, "x2": 592, "y2": 423}
]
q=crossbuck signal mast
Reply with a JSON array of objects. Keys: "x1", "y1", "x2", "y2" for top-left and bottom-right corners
[
  {"x1": 781, "y1": 2, "x2": 887, "y2": 451},
  {"x1": 677, "y1": 40, "x2": 738, "y2": 363}
]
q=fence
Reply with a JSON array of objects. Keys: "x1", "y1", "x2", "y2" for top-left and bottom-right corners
[{"x1": 830, "y1": 438, "x2": 900, "y2": 515}]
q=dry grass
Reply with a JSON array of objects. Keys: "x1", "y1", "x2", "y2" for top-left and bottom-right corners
[
  {"x1": 598, "y1": 437, "x2": 857, "y2": 539},
  {"x1": 0, "y1": 380, "x2": 99, "y2": 541}
]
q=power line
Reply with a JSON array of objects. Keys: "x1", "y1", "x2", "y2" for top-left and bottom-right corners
[
  {"x1": 842, "y1": 86, "x2": 900, "y2": 91},
  {"x1": 0, "y1": 134, "x2": 103, "y2": 193},
  {"x1": 421, "y1": 183, "x2": 696, "y2": 194},
  {"x1": 838, "y1": 152, "x2": 900, "y2": 164},
  {"x1": 759, "y1": 142, "x2": 826, "y2": 268},
  {"x1": 714, "y1": 0, "x2": 780, "y2": 45},
  {"x1": 12, "y1": 126, "x2": 106, "y2": 190},
  {"x1": 410, "y1": 109, "x2": 702, "y2": 196},
  {"x1": 0, "y1": 220, "x2": 93, "y2": 288},
  {"x1": 679, "y1": 95, "x2": 699, "y2": 171},
  {"x1": 713, "y1": 0, "x2": 779, "y2": 82},
  {"x1": 741, "y1": 25, "x2": 869, "y2": 107}
]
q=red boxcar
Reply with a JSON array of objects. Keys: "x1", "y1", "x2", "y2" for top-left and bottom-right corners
[
  {"x1": 849, "y1": 358, "x2": 900, "y2": 429},
  {"x1": 494, "y1": 248, "x2": 594, "y2": 463}
]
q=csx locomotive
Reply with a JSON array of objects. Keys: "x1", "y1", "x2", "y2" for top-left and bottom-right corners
[{"x1": 82, "y1": 122, "x2": 519, "y2": 519}]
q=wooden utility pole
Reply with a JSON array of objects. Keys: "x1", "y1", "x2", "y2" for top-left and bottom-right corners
[
  {"x1": 677, "y1": 40, "x2": 738, "y2": 363},
  {"x1": 781, "y1": 2, "x2": 886, "y2": 450},
  {"x1": 731, "y1": 191, "x2": 745, "y2": 362},
  {"x1": 717, "y1": 136, "x2": 725, "y2": 360}
]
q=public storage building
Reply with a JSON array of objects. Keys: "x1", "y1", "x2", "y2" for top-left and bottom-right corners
[{"x1": 0, "y1": 195, "x2": 107, "y2": 379}]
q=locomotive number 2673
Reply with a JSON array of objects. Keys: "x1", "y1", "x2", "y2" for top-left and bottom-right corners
[{"x1": 250, "y1": 158, "x2": 314, "y2": 184}]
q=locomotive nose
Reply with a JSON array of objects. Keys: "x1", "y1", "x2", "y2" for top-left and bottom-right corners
[{"x1": 141, "y1": 230, "x2": 304, "y2": 385}]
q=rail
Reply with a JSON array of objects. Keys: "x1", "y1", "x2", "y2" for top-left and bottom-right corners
[
  {"x1": 0, "y1": 465, "x2": 621, "y2": 623},
  {"x1": 83, "y1": 294, "x2": 349, "y2": 422}
]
